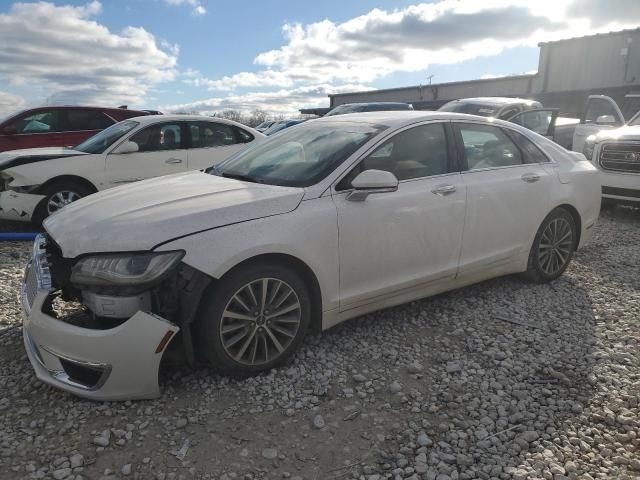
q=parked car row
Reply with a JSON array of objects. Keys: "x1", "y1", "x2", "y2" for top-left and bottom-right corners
[
  {"x1": 20, "y1": 110, "x2": 600, "y2": 400},
  {"x1": 0, "y1": 105, "x2": 155, "y2": 152},
  {"x1": 0, "y1": 115, "x2": 263, "y2": 223}
]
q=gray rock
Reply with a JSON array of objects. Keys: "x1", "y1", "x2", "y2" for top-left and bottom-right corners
[
  {"x1": 262, "y1": 448, "x2": 278, "y2": 459},
  {"x1": 52, "y1": 468, "x2": 72, "y2": 480},
  {"x1": 312, "y1": 414, "x2": 325, "y2": 429},
  {"x1": 445, "y1": 362, "x2": 462, "y2": 373},
  {"x1": 389, "y1": 381, "x2": 403, "y2": 393}
]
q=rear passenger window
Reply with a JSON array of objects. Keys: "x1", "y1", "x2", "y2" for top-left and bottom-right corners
[
  {"x1": 189, "y1": 122, "x2": 238, "y2": 148},
  {"x1": 343, "y1": 123, "x2": 449, "y2": 184},
  {"x1": 505, "y1": 130, "x2": 550, "y2": 163},
  {"x1": 67, "y1": 110, "x2": 114, "y2": 131},
  {"x1": 458, "y1": 124, "x2": 523, "y2": 170}
]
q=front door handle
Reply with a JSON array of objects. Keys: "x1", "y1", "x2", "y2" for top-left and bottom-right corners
[
  {"x1": 431, "y1": 184, "x2": 456, "y2": 196},
  {"x1": 521, "y1": 173, "x2": 540, "y2": 183},
  {"x1": 165, "y1": 158, "x2": 183, "y2": 164}
]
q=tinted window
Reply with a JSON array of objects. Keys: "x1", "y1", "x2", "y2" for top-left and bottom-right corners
[
  {"x1": 506, "y1": 130, "x2": 550, "y2": 163},
  {"x1": 458, "y1": 124, "x2": 523, "y2": 170},
  {"x1": 584, "y1": 98, "x2": 621, "y2": 124},
  {"x1": 67, "y1": 110, "x2": 114, "y2": 131},
  {"x1": 10, "y1": 110, "x2": 65, "y2": 133},
  {"x1": 234, "y1": 126, "x2": 254, "y2": 143},
  {"x1": 189, "y1": 122, "x2": 239, "y2": 148},
  {"x1": 498, "y1": 107, "x2": 520, "y2": 119},
  {"x1": 130, "y1": 123, "x2": 182, "y2": 152},
  {"x1": 509, "y1": 110, "x2": 553, "y2": 135},
  {"x1": 343, "y1": 123, "x2": 449, "y2": 185},
  {"x1": 439, "y1": 102, "x2": 498, "y2": 117}
]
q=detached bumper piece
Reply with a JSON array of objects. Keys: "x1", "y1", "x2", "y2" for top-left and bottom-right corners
[
  {"x1": 0, "y1": 190, "x2": 45, "y2": 222},
  {"x1": 21, "y1": 235, "x2": 180, "y2": 401}
]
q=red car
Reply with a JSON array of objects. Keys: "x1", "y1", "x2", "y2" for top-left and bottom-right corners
[{"x1": 0, "y1": 106, "x2": 156, "y2": 152}]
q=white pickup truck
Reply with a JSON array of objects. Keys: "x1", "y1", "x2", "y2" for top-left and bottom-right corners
[{"x1": 574, "y1": 95, "x2": 640, "y2": 207}]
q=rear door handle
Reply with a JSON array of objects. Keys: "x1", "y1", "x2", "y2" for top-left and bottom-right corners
[
  {"x1": 521, "y1": 173, "x2": 540, "y2": 183},
  {"x1": 431, "y1": 184, "x2": 457, "y2": 196},
  {"x1": 165, "y1": 158, "x2": 183, "y2": 164}
]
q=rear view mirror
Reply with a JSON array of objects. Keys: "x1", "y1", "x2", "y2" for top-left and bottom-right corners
[
  {"x1": 596, "y1": 115, "x2": 616, "y2": 125},
  {"x1": 113, "y1": 141, "x2": 139, "y2": 154},
  {"x1": 347, "y1": 169, "x2": 398, "y2": 201}
]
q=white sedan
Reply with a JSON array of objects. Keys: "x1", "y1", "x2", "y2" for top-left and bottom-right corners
[
  {"x1": 0, "y1": 115, "x2": 263, "y2": 223},
  {"x1": 21, "y1": 111, "x2": 600, "y2": 400}
]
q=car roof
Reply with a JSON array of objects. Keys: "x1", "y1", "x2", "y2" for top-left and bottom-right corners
[
  {"x1": 311, "y1": 110, "x2": 508, "y2": 128},
  {"x1": 445, "y1": 97, "x2": 539, "y2": 106},
  {"x1": 336, "y1": 102, "x2": 411, "y2": 107},
  {"x1": 127, "y1": 114, "x2": 249, "y2": 126}
]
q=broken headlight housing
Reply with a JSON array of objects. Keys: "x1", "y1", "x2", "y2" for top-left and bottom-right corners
[{"x1": 70, "y1": 251, "x2": 185, "y2": 288}]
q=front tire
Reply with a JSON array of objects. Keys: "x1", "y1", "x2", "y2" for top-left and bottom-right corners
[
  {"x1": 524, "y1": 208, "x2": 577, "y2": 283},
  {"x1": 32, "y1": 181, "x2": 94, "y2": 225},
  {"x1": 195, "y1": 262, "x2": 311, "y2": 376}
]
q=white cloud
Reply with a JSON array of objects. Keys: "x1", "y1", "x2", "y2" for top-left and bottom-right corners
[
  {"x1": 0, "y1": 1, "x2": 178, "y2": 108},
  {"x1": 196, "y1": 0, "x2": 640, "y2": 93},
  {"x1": 0, "y1": 91, "x2": 25, "y2": 117},
  {"x1": 164, "y1": 0, "x2": 206, "y2": 16},
  {"x1": 161, "y1": 84, "x2": 373, "y2": 116}
]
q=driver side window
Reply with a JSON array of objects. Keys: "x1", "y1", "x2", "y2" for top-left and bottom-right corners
[
  {"x1": 339, "y1": 123, "x2": 449, "y2": 188},
  {"x1": 458, "y1": 124, "x2": 522, "y2": 170}
]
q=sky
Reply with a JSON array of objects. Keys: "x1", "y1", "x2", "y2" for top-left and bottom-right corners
[{"x1": 0, "y1": 0, "x2": 639, "y2": 117}]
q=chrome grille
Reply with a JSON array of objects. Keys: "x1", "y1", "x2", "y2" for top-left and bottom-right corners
[
  {"x1": 21, "y1": 234, "x2": 53, "y2": 311},
  {"x1": 599, "y1": 143, "x2": 640, "y2": 174},
  {"x1": 22, "y1": 261, "x2": 38, "y2": 310}
]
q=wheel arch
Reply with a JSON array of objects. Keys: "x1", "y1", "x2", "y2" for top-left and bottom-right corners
[
  {"x1": 207, "y1": 252, "x2": 324, "y2": 333},
  {"x1": 35, "y1": 175, "x2": 98, "y2": 195}
]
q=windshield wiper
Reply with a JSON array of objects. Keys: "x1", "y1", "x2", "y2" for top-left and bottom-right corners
[{"x1": 220, "y1": 172, "x2": 263, "y2": 184}]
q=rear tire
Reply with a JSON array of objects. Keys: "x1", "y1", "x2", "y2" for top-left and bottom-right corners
[
  {"x1": 195, "y1": 262, "x2": 311, "y2": 376},
  {"x1": 524, "y1": 207, "x2": 577, "y2": 283},
  {"x1": 32, "y1": 181, "x2": 94, "y2": 225}
]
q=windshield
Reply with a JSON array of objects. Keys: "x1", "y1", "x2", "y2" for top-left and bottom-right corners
[
  {"x1": 628, "y1": 111, "x2": 640, "y2": 126},
  {"x1": 325, "y1": 105, "x2": 364, "y2": 117},
  {"x1": 74, "y1": 120, "x2": 139, "y2": 154},
  {"x1": 212, "y1": 123, "x2": 382, "y2": 187},
  {"x1": 438, "y1": 101, "x2": 500, "y2": 116}
]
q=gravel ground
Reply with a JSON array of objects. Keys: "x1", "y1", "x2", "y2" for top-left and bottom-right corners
[{"x1": 0, "y1": 208, "x2": 638, "y2": 480}]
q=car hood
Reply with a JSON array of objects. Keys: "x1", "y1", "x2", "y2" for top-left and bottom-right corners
[
  {"x1": 0, "y1": 147, "x2": 87, "y2": 170},
  {"x1": 594, "y1": 125, "x2": 640, "y2": 142},
  {"x1": 44, "y1": 171, "x2": 304, "y2": 258}
]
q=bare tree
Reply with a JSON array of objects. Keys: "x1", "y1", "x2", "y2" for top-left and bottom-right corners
[{"x1": 219, "y1": 110, "x2": 243, "y2": 123}]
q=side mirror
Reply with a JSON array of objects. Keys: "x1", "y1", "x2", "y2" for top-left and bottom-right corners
[
  {"x1": 113, "y1": 141, "x2": 139, "y2": 154},
  {"x1": 1, "y1": 125, "x2": 17, "y2": 135},
  {"x1": 347, "y1": 169, "x2": 398, "y2": 202},
  {"x1": 596, "y1": 114, "x2": 616, "y2": 125}
]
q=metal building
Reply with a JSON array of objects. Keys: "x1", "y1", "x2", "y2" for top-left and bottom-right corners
[{"x1": 302, "y1": 28, "x2": 640, "y2": 118}]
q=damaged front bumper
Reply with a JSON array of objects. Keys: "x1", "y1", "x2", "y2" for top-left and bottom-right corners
[
  {"x1": 0, "y1": 190, "x2": 45, "y2": 222},
  {"x1": 21, "y1": 237, "x2": 180, "y2": 401}
]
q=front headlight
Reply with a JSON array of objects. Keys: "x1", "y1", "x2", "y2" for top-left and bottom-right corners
[
  {"x1": 583, "y1": 136, "x2": 596, "y2": 161},
  {"x1": 70, "y1": 251, "x2": 184, "y2": 287}
]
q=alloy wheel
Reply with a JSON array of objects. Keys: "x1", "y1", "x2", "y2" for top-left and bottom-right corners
[
  {"x1": 219, "y1": 278, "x2": 302, "y2": 366},
  {"x1": 538, "y1": 217, "x2": 573, "y2": 275},
  {"x1": 47, "y1": 190, "x2": 81, "y2": 214}
]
